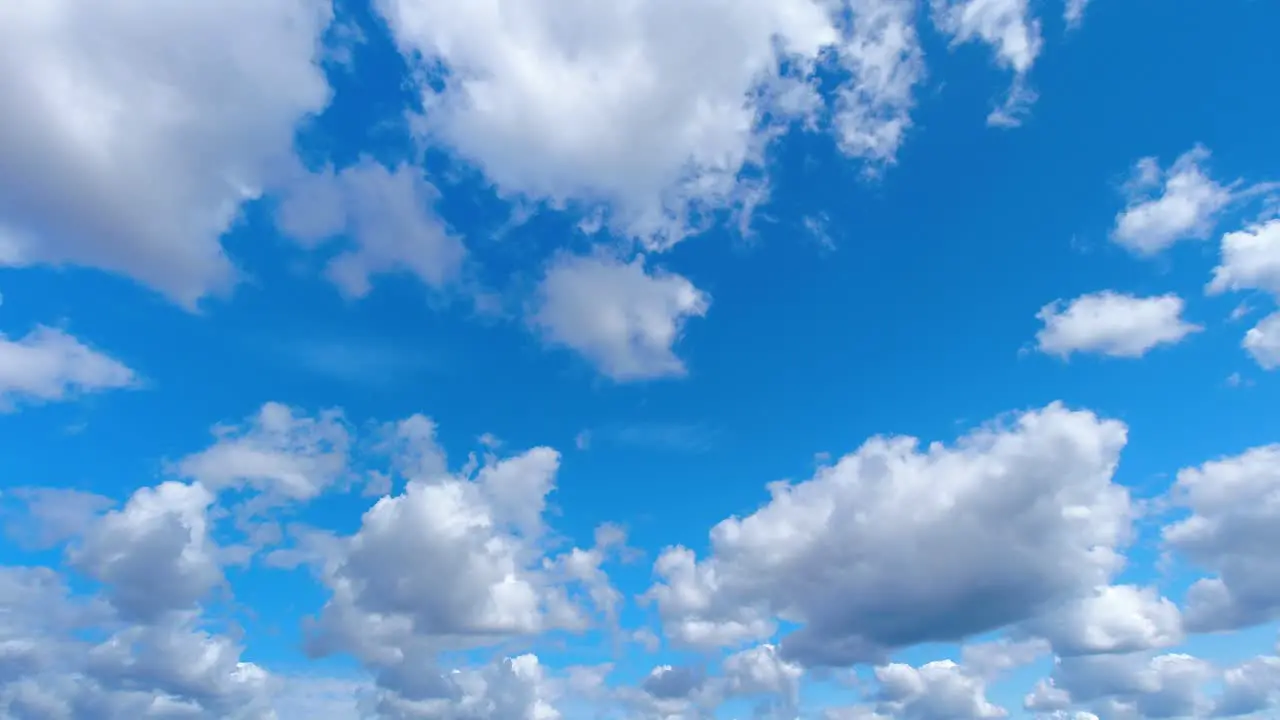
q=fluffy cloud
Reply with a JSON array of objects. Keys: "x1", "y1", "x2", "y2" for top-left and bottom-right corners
[
  {"x1": 1164, "y1": 444, "x2": 1280, "y2": 632},
  {"x1": 874, "y1": 660, "x2": 1007, "y2": 719},
  {"x1": 646, "y1": 403, "x2": 1132, "y2": 665},
  {"x1": 1216, "y1": 654, "x2": 1280, "y2": 717},
  {"x1": 824, "y1": 658, "x2": 1010, "y2": 720},
  {"x1": 0, "y1": 0, "x2": 333, "y2": 306},
  {"x1": 1034, "y1": 291, "x2": 1201, "y2": 359},
  {"x1": 1206, "y1": 218, "x2": 1280, "y2": 370},
  {"x1": 175, "y1": 402, "x2": 351, "y2": 503},
  {"x1": 1111, "y1": 146, "x2": 1234, "y2": 255},
  {"x1": 0, "y1": 325, "x2": 136, "y2": 409},
  {"x1": 375, "y1": 0, "x2": 929, "y2": 245},
  {"x1": 530, "y1": 254, "x2": 710, "y2": 381},
  {"x1": 1029, "y1": 585, "x2": 1183, "y2": 657},
  {"x1": 289, "y1": 415, "x2": 626, "y2": 711},
  {"x1": 1243, "y1": 312, "x2": 1280, "y2": 369},
  {"x1": 1, "y1": 491, "x2": 274, "y2": 719},
  {"x1": 275, "y1": 160, "x2": 467, "y2": 298},
  {"x1": 70, "y1": 481, "x2": 220, "y2": 623},
  {"x1": 1038, "y1": 652, "x2": 1216, "y2": 718},
  {"x1": 1208, "y1": 219, "x2": 1280, "y2": 298}
]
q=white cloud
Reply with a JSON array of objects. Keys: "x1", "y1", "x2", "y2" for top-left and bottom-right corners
[
  {"x1": 0, "y1": 0, "x2": 333, "y2": 307},
  {"x1": 1112, "y1": 146, "x2": 1234, "y2": 255},
  {"x1": 1043, "y1": 652, "x2": 1215, "y2": 719},
  {"x1": 276, "y1": 160, "x2": 467, "y2": 298},
  {"x1": 646, "y1": 403, "x2": 1133, "y2": 665},
  {"x1": 1244, "y1": 311, "x2": 1280, "y2": 369},
  {"x1": 1034, "y1": 291, "x2": 1201, "y2": 359},
  {"x1": 1, "y1": 499, "x2": 275, "y2": 719},
  {"x1": 1164, "y1": 444, "x2": 1280, "y2": 632},
  {"x1": 0, "y1": 325, "x2": 136, "y2": 409},
  {"x1": 873, "y1": 660, "x2": 1007, "y2": 719},
  {"x1": 929, "y1": 0, "x2": 1042, "y2": 127},
  {"x1": 71, "y1": 481, "x2": 221, "y2": 624},
  {"x1": 175, "y1": 402, "x2": 351, "y2": 503},
  {"x1": 1064, "y1": 0, "x2": 1091, "y2": 29},
  {"x1": 1029, "y1": 585, "x2": 1183, "y2": 656},
  {"x1": 375, "y1": 0, "x2": 927, "y2": 245},
  {"x1": 1216, "y1": 655, "x2": 1280, "y2": 717},
  {"x1": 1208, "y1": 219, "x2": 1280, "y2": 298},
  {"x1": 530, "y1": 254, "x2": 709, "y2": 381},
  {"x1": 297, "y1": 419, "x2": 624, "y2": 708}
]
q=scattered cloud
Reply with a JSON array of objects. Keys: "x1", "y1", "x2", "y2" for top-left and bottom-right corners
[
  {"x1": 0, "y1": 0, "x2": 333, "y2": 307},
  {"x1": 0, "y1": 326, "x2": 137, "y2": 409},
  {"x1": 530, "y1": 253, "x2": 710, "y2": 381},
  {"x1": 646, "y1": 403, "x2": 1131, "y2": 664},
  {"x1": 276, "y1": 160, "x2": 466, "y2": 298},
  {"x1": 1244, "y1": 312, "x2": 1280, "y2": 369},
  {"x1": 1112, "y1": 146, "x2": 1234, "y2": 255},
  {"x1": 1034, "y1": 291, "x2": 1201, "y2": 359},
  {"x1": 1208, "y1": 219, "x2": 1280, "y2": 298}
]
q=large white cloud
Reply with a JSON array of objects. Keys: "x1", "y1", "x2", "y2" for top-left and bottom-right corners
[
  {"x1": 0, "y1": 0, "x2": 334, "y2": 306},
  {"x1": 1164, "y1": 444, "x2": 1280, "y2": 632},
  {"x1": 646, "y1": 402, "x2": 1133, "y2": 665},
  {"x1": 0, "y1": 325, "x2": 136, "y2": 410},
  {"x1": 1034, "y1": 291, "x2": 1201, "y2": 359},
  {"x1": 374, "y1": 0, "x2": 929, "y2": 246}
]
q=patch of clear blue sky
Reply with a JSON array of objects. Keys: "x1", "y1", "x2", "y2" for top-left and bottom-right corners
[{"x1": 0, "y1": 0, "x2": 1278, "y2": 712}]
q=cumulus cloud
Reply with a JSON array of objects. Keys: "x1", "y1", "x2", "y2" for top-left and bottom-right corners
[
  {"x1": 1207, "y1": 219, "x2": 1280, "y2": 298},
  {"x1": 70, "y1": 481, "x2": 221, "y2": 624},
  {"x1": 1029, "y1": 585, "x2": 1183, "y2": 657},
  {"x1": 11, "y1": 393, "x2": 1280, "y2": 717},
  {"x1": 1111, "y1": 146, "x2": 1234, "y2": 255},
  {"x1": 1, "y1": 498, "x2": 274, "y2": 719},
  {"x1": 275, "y1": 160, "x2": 467, "y2": 298},
  {"x1": 1243, "y1": 312, "x2": 1280, "y2": 369},
  {"x1": 375, "y1": 0, "x2": 928, "y2": 246},
  {"x1": 175, "y1": 402, "x2": 351, "y2": 503},
  {"x1": 1064, "y1": 0, "x2": 1092, "y2": 29},
  {"x1": 1034, "y1": 291, "x2": 1201, "y2": 359},
  {"x1": 1164, "y1": 444, "x2": 1280, "y2": 632},
  {"x1": 0, "y1": 325, "x2": 136, "y2": 409},
  {"x1": 0, "y1": 0, "x2": 333, "y2": 306},
  {"x1": 646, "y1": 402, "x2": 1132, "y2": 665},
  {"x1": 530, "y1": 254, "x2": 710, "y2": 381},
  {"x1": 1039, "y1": 652, "x2": 1215, "y2": 719},
  {"x1": 874, "y1": 660, "x2": 1007, "y2": 719}
]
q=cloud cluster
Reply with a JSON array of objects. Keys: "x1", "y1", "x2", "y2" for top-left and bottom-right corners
[{"x1": 4, "y1": 397, "x2": 1280, "y2": 718}]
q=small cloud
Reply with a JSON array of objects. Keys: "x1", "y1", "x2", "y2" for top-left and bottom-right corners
[
  {"x1": 1035, "y1": 291, "x2": 1201, "y2": 359},
  {"x1": 1225, "y1": 372, "x2": 1252, "y2": 389},
  {"x1": 574, "y1": 430, "x2": 591, "y2": 451},
  {"x1": 1112, "y1": 145, "x2": 1234, "y2": 255}
]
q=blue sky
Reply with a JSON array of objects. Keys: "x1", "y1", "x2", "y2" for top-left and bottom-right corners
[{"x1": 2, "y1": 0, "x2": 1280, "y2": 718}]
